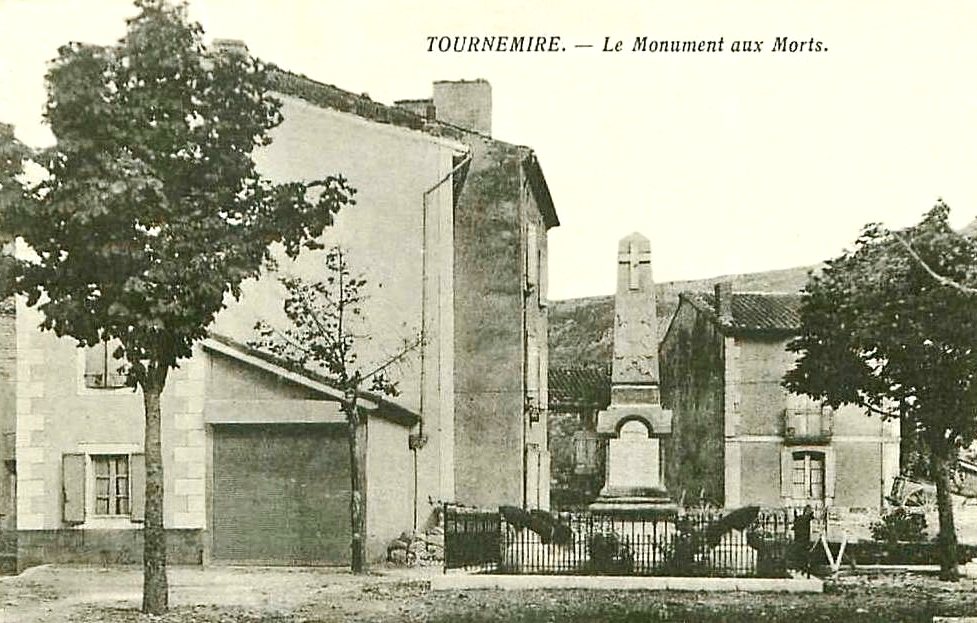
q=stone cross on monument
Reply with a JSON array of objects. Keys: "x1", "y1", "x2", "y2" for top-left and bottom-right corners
[{"x1": 589, "y1": 232, "x2": 676, "y2": 517}]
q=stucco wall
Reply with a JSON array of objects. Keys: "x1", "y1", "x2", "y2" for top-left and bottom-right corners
[
  {"x1": 737, "y1": 442, "x2": 784, "y2": 507},
  {"x1": 205, "y1": 353, "x2": 320, "y2": 402},
  {"x1": 833, "y1": 442, "x2": 884, "y2": 508},
  {"x1": 366, "y1": 415, "x2": 414, "y2": 559},
  {"x1": 211, "y1": 95, "x2": 464, "y2": 523},
  {"x1": 660, "y1": 306, "x2": 898, "y2": 511},
  {"x1": 452, "y1": 138, "x2": 530, "y2": 509},
  {"x1": 731, "y1": 338, "x2": 794, "y2": 437},
  {"x1": 659, "y1": 299, "x2": 726, "y2": 506}
]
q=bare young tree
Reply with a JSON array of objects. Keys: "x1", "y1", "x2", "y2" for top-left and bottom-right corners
[{"x1": 250, "y1": 246, "x2": 422, "y2": 572}]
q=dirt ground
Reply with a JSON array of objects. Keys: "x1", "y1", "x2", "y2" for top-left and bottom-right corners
[
  {"x1": 0, "y1": 564, "x2": 438, "y2": 622},
  {"x1": 3, "y1": 564, "x2": 977, "y2": 622}
]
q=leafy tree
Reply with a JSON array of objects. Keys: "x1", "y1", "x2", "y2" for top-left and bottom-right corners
[
  {"x1": 0, "y1": 0, "x2": 354, "y2": 613},
  {"x1": 784, "y1": 201, "x2": 977, "y2": 580},
  {"x1": 250, "y1": 246, "x2": 423, "y2": 573}
]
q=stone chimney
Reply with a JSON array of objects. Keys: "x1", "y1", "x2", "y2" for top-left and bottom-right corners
[
  {"x1": 393, "y1": 99, "x2": 437, "y2": 121},
  {"x1": 432, "y1": 79, "x2": 492, "y2": 136},
  {"x1": 211, "y1": 38, "x2": 249, "y2": 58},
  {"x1": 715, "y1": 282, "x2": 734, "y2": 325}
]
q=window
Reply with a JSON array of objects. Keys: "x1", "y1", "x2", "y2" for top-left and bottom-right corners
[
  {"x1": 792, "y1": 451, "x2": 825, "y2": 502},
  {"x1": 93, "y1": 455, "x2": 130, "y2": 516},
  {"x1": 785, "y1": 393, "x2": 832, "y2": 441},
  {"x1": 84, "y1": 340, "x2": 128, "y2": 389},
  {"x1": 573, "y1": 429, "x2": 600, "y2": 475}
]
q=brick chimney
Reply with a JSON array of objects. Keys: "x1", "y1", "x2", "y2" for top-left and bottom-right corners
[
  {"x1": 715, "y1": 282, "x2": 734, "y2": 325},
  {"x1": 432, "y1": 79, "x2": 492, "y2": 136}
]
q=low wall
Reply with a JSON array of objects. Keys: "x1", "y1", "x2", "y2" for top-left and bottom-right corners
[{"x1": 17, "y1": 529, "x2": 204, "y2": 571}]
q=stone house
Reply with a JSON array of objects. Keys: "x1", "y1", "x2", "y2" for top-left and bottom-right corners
[
  {"x1": 0, "y1": 50, "x2": 558, "y2": 569},
  {"x1": 658, "y1": 284, "x2": 901, "y2": 512}
]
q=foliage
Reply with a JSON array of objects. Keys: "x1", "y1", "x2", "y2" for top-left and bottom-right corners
[
  {"x1": 784, "y1": 201, "x2": 977, "y2": 447},
  {"x1": 586, "y1": 531, "x2": 634, "y2": 574},
  {"x1": 0, "y1": 0, "x2": 353, "y2": 612},
  {"x1": 784, "y1": 200, "x2": 977, "y2": 579},
  {"x1": 5, "y1": 0, "x2": 353, "y2": 375},
  {"x1": 871, "y1": 508, "x2": 928, "y2": 543}
]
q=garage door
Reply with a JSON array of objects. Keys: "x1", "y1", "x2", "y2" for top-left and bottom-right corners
[{"x1": 212, "y1": 423, "x2": 351, "y2": 564}]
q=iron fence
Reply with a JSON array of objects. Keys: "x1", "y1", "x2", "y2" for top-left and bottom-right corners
[
  {"x1": 443, "y1": 506, "x2": 501, "y2": 571},
  {"x1": 444, "y1": 505, "x2": 819, "y2": 578}
]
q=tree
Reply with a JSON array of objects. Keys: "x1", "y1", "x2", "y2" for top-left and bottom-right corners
[
  {"x1": 784, "y1": 201, "x2": 977, "y2": 580},
  {"x1": 0, "y1": 1, "x2": 354, "y2": 613},
  {"x1": 250, "y1": 246, "x2": 423, "y2": 573}
]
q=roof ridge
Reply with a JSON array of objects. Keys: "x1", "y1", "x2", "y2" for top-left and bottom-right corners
[{"x1": 268, "y1": 67, "x2": 531, "y2": 149}]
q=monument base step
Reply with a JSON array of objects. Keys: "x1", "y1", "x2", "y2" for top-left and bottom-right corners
[{"x1": 588, "y1": 491, "x2": 679, "y2": 518}]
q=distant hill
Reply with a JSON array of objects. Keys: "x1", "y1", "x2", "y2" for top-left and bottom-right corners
[{"x1": 548, "y1": 264, "x2": 816, "y2": 367}]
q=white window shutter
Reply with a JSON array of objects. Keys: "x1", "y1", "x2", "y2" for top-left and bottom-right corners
[
  {"x1": 780, "y1": 450, "x2": 792, "y2": 501},
  {"x1": 130, "y1": 453, "x2": 145, "y2": 522},
  {"x1": 62, "y1": 453, "x2": 86, "y2": 524},
  {"x1": 824, "y1": 449, "x2": 836, "y2": 501}
]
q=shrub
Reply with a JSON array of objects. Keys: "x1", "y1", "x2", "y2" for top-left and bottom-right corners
[{"x1": 870, "y1": 507, "x2": 927, "y2": 543}]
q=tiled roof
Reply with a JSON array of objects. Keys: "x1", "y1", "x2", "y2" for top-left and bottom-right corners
[
  {"x1": 683, "y1": 292, "x2": 802, "y2": 334},
  {"x1": 548, "y1": 364, "x2": 612, "y2": 412}
]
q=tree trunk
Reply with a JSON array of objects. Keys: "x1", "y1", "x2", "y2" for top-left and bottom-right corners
[
  {"x1": 928, "y1": 435, "x2": 959, "y2": 581},
  {"x1": 345, "y1": 391, "x2": 368, "y2": 573},
  {"x1": 142, "y1": 365, "x2": 169, "y2": 613}
]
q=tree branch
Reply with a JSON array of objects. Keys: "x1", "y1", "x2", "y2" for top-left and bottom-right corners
[
  {"x1": 861, "y1": 399, "x2": 901, "y2": 420},
  {"x1": 892, "y1": 233, "x2": 977, "y2": 295},
  {"x1": 360, "y1": 333, "x2": 425, "y2": 382},
  {"x1": 258, "y1": 319, "x2": 314, "y2": 361}
]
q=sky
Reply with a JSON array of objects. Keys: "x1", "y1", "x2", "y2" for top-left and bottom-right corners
[{"x1": 2, "y1": 0, "x2": 976, "y2": 300}]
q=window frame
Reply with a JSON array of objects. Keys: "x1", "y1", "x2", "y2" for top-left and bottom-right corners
[
  {"x1": 791, "y1": 450, "x2": 826, "y2": 502},
  {"x1": 92, "y1": 454, "x2": 131, "y2": 517},
  {"x1": 781, "y1": 445, "x2": 835, "y2": 507}
]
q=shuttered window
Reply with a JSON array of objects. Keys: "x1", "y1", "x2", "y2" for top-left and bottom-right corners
[
  {"x1": 130, "y1": 453, "x2": 145, "y2": 522},
  {"x1": 61, "y1": 452, "x2": 145, "y2": 524},
  {"x1": 84, "y1": 340, "x2": 128, "y2": 389}
]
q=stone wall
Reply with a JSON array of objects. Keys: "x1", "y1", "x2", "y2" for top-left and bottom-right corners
[
  {"x1": 659, "y1": 298, "x2": 726, "y2": 506},
  {"x1": 453, "y1": 136, "x2": 545, "y2": 509},
  {"x1": 0, "y1": 299, "x2": 15, "y2": 530}
]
